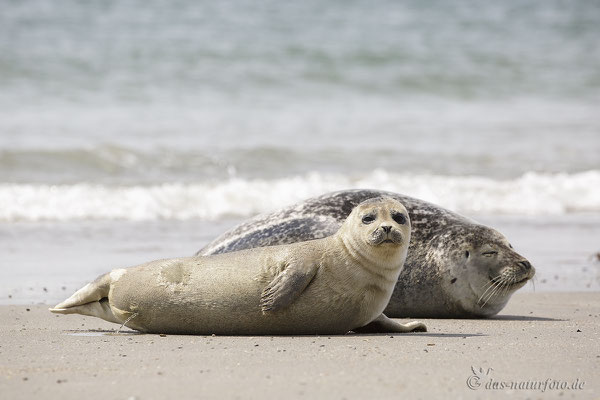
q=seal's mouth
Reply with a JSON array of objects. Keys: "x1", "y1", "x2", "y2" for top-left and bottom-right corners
[
  {"x1": 369, "y1": 228, "x2": 403, "y2": 246},
  {"x1": 511, "y1": 276, "x2": 531, "y2": 286},
  {"x1": 488, "y1": 275, "x2": 531, "y2": 288},
  {"x1": 373, "y1": 237, "x2": 402, "y2": 246},
  {"x1": 477, "y1": 268, "x2": 534, "y2": 308}
]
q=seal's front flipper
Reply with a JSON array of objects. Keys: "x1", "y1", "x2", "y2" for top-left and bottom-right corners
[
  {"x1": 260, "y1": 262, "x2": 318, "y2": 312},
  {"x1": 353, "y1": 313, "x2": 427, "y2": 333}
]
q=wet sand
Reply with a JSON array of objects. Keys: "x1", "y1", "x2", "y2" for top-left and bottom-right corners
[{"x1": 0, "y1": 292, "x2": 598, "y2": 399}]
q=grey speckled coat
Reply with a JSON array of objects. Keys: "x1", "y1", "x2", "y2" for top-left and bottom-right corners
[{"x1": 199, "y1": 190, "x2": 534, "y2": 318}]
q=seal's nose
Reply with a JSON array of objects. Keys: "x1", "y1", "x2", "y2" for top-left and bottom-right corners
[
  {"x1": 519, "y1": 260, "x2": 532, "y2": 270},
  {"x1": 381, "y1": 225, "x2": 392, "y2": 234}
]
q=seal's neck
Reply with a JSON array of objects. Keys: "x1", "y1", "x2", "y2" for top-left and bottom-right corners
[{"x1": 335, "y1": 234, "x2": 405, "y2": 285}]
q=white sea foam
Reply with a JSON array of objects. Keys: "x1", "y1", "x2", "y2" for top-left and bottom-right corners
[{"x1": 1, "y1": 170, "x2": 598, "y2": 221}]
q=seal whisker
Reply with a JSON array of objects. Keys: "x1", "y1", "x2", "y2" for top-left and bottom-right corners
[
  {"x1": 489, "y1": 282, "x2": 506, "y2": 306},
  {"x1": 117, "y1": 312, "x2": 138, "y2": 334},
  {"x1": 480, "y1": 284, "x2": 501, "y2": 308},
  {"x1": 480, "y1": 275, "x2": 511, "y2": 308},
  {"x1": 483, "y1": 283, "x2": 503, "y2": 306},
  {"x1": 478, "y1": 280, "x2": 502, "y2": 307},
  {"x1": 477, "y1": 284, "x2": 497, "y2": 306},
  {"x1": 478, "y1": 276, "x2": 500, "y2": 300},
  {"x1": 505, "y1": 278, "x2": 514, "y2": 296},
  {"x1": 482, "y1": 274, "x2": 503, "y2": 290},
  {"x1": 477, "y1": 275, "x2": 503, "y2": 305},
  {"x1": 499, "y1": 277, "x2": 514, "y2": 301}
]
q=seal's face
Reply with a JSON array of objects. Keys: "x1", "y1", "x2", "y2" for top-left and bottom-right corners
[
  {"x1": 360, "y1": 207, "x2": 407, "y2": 247},
  {"x1": 351, "y1": 198, "x2": 410, "y2": 249},
  {"x1": 338, "y1": 197, "x2": 412, "y2": 273},
  {"x1": 458, "y1": 229, "x2": 535, "y2": 315}
]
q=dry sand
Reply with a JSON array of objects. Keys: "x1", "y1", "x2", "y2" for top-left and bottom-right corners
[{"x1": 0, "y1": 292, "x2": 598, "y2": 400}]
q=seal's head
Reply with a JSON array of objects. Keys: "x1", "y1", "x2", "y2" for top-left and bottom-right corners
[
  {"x1": 448, "y1": 225, "x2": 535, "y2": 317},
  {"x1": 339, "y1": 197, "x2": 411, "y2": 270}
]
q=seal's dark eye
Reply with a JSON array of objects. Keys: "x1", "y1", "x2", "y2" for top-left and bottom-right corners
[
  {"x1": 362, "y1": 214, "x2": 375, "y2": 224},
  {"x1": 391, "y1": 212, "x2": 406, "y2": 225},
  {"x1": 465, "y1": 251, "x2": 470, "y2": 258}
]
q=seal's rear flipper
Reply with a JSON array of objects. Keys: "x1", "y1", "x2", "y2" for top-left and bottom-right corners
[
  {"x1": 50, "y1": 298, "x2": 121, "y2": 324},
  {"x1": 50, "y1": 272, "x2": 112, "y2": 310}
]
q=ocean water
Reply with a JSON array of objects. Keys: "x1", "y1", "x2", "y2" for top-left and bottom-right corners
[{"x1": 0, "y1": 0, "x2": 599, "y2": 303}]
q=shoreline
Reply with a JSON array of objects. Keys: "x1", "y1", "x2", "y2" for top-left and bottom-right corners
[
  {"x1": 1, "y1": 292, "x2": 598, "y2": 399},
  {"x1": 2, "y1": 215, "x2": 600, "y2": 306}
]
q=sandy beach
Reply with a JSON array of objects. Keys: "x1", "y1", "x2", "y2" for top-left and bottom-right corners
[
  {"x1": 0, "y1": 292, "x2": 598, "y2": 399},
  {"x1": 1, "y1": 1, "x2": 599, "y2": 399}
]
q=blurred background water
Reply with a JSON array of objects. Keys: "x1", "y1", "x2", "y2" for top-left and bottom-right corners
[{"x1": 1, "y1": 0, "x2": 599, "y2": 303}]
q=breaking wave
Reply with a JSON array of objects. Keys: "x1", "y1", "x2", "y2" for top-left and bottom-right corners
[{"x1": 1, "y1": 170, "x2": 598, "y2": 221}]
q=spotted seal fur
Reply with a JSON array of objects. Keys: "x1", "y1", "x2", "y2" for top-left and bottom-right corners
[{"x1": 198, "y1": 189, "x2": 535, "y2": 318}]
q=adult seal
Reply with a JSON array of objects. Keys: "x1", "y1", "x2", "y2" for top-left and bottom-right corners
[
  {"x1": 198, "y1": 190, "x2": 535, "y2": 318},
  {"x1": 51, "y1": 197, "x2": 426, "y2": 335}
]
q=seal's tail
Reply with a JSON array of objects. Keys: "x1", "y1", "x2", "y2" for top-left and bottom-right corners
[{"x1": 49, "y1": 273, "x2": 111, "y2": 312}]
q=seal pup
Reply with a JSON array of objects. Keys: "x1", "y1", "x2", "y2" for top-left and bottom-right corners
[
  {"x1": 51, "y1": 197, "x2": 426, "y2": 335},
  {"x1": 198, "y1": 189, "x2": 535, "y2": 318}
]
